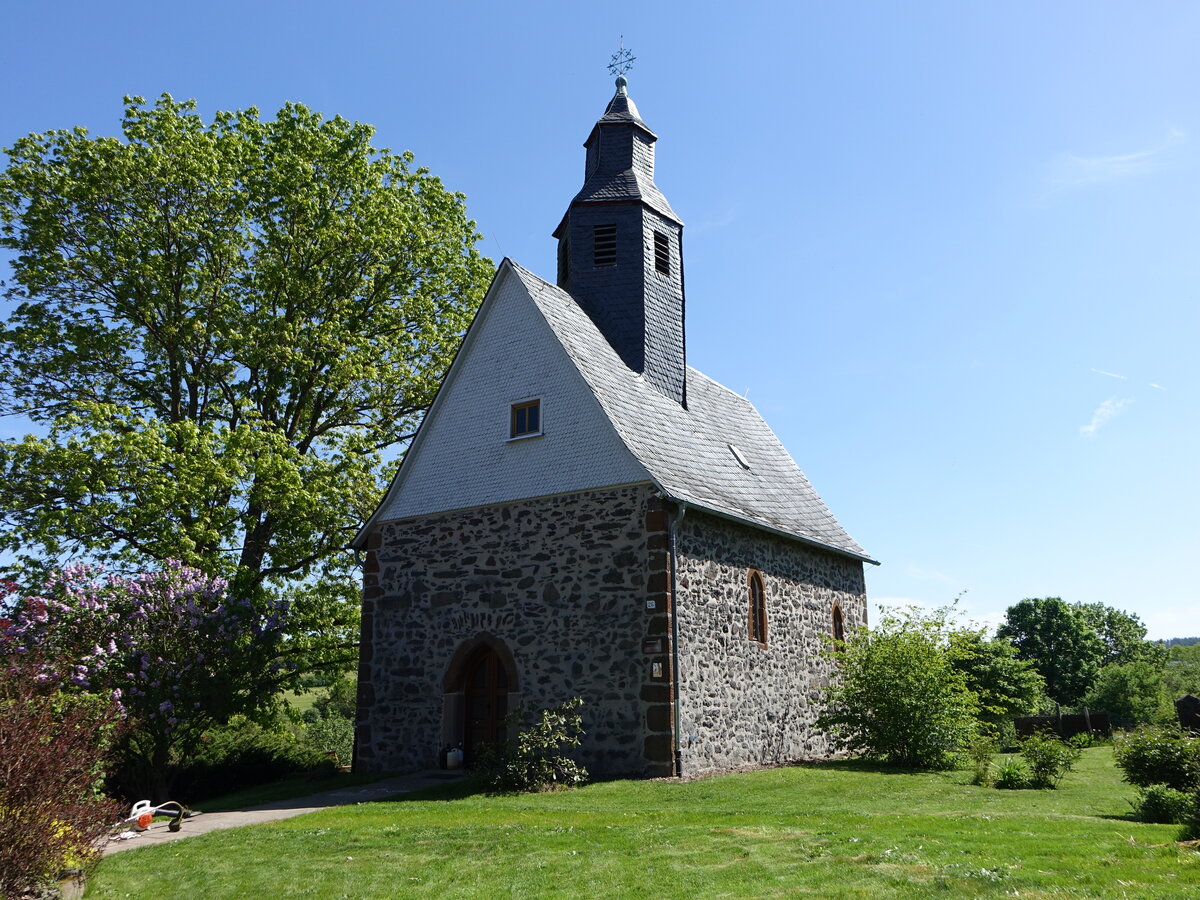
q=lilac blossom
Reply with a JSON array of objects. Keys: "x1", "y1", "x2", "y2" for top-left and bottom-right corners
[{"x1": 3, "y1": 561, "x2": 292, "y2": 769}]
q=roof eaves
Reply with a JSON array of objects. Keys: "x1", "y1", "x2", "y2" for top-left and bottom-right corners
[{"x1": 661, "y1": 492, "x2": 880, "y2": 566}]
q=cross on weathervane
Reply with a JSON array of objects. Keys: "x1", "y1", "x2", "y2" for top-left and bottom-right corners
[{"x1": 607, "y1": 37, "x2": 636, "y2": 79}]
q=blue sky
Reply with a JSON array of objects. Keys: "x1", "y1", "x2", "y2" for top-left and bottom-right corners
[{"x1": 3, "y1": 1, "x2": 1197, "y2": 638}]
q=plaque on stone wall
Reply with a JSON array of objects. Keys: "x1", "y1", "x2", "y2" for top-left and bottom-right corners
[
  {"x1": 651, "y1": 661, "x2": 664, "y2": 679},
  {"x1": 643, "y1": 637, "x2": 664, "y2": 654}
]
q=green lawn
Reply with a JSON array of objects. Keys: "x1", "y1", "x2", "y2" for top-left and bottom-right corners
[
  {"x1": 284, "y1": 687, "x2": 322, "y2": 717},
  {"x1": 90, "y1": 747, "x2": 1198, "y2": 899}
]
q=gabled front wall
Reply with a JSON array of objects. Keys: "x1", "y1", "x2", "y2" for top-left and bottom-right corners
[
  {"x1": 376, "y1": 267, "x2": 646, "y2": 524},
  {"x1": 356, "y1": 483, "x2": 675, "y2": 777},
  {"x1": 674, "y1": 511, "x2": 867, "y2": 773}
]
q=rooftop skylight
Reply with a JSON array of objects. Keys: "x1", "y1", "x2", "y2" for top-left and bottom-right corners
[{"x1": 729, "y1": 443, "x2": 751, "y2": 470}]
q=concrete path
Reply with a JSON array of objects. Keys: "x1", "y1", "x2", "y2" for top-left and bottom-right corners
[{"x1": 103, "y1": 770, "x2": 466, "y2": 855}]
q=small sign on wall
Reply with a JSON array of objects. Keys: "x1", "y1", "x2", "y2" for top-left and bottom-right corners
[
  {"x1": 643, "y1": 637, "x2": 664, "y2": 654},
  {"x1": 651, "y1": 661, "x2": 664, "y2": 679}
]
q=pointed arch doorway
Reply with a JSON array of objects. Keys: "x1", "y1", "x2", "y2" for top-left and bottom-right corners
[
  {"x1": 443, "y1": 635, "x2": 519, "y2": 766},
  {"x1": 446, "y1": 643, "x2": 516, "y2": 768}
]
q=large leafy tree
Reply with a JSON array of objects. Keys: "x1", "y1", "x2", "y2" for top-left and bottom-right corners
[
  {"x1": 0, "y1": 95, "x2": 493, "y2": 672},
  {"x1": 1072, "y1": 601, "x2": 1163, "y2": 667},
  {"x1": 996, "y1": 598, "x2": 1104, "y2": 706},
  {"x1": 946, "y1": 630, "x2": 1047, "y2": 733},
  {"x1": 1084, "y1": 660, "x2": 1173, "y2": 728},
  {"x1": 1164, "y1": 642, "x2": 1200, "y2": 700}
]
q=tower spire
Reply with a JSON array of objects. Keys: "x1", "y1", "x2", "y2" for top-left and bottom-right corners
[{"x1": 553, "y1": 55, "x2": 687, "y2": 406}]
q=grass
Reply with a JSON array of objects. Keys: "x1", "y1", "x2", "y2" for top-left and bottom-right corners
[
  {"x1": 283, "y1": 687, "x2": 322, "y2": 717},
  {"x1": 90, "y1": 747, "x2": 1198, "y2": 899}
]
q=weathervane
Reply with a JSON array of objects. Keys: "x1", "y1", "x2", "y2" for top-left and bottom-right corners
[{"x1": 607, "y1": 37, "x2": 636, "y2": 80}]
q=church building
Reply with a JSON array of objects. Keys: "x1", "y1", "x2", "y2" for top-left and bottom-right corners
[{"x1": 352, "y1": 75, "x2": 875, "y2": 778}]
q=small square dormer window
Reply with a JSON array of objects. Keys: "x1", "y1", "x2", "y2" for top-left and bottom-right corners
[{"x1": 510, "y1": 400, "x2": 541, "y2": 439}]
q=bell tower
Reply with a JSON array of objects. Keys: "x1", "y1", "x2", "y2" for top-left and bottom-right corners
[{"x1": 553, "y1": 74, "x2": 686, "y2": 406}]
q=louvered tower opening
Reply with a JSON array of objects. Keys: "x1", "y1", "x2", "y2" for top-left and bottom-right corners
[{"x1": 593, "y1": 224, "x2": 617, "y2": 267}]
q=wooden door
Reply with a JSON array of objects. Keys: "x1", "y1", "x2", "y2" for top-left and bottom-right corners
[{"x1": 463, "y1": 646, "x2": 508, "y2": 763}]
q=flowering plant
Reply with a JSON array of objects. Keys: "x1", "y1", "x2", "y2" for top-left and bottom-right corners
[{"x1": 4, "y1": 561, "x2": 291, "y2": 796}]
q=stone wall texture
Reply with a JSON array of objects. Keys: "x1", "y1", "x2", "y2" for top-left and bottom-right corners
[
  {"x1": 674, "y1": 511, "x2": 868, "y2": 774},
  {"x1": 356, "y1": 483, "x2": 674, "y2": 777},
  {"x1": 356, "y1": 485, "x2": 867, "y2": 779}
]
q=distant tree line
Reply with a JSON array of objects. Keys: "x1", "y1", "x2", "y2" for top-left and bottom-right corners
[{"x1": 997, "y1": 597, "x2": 1197, "y2": 727}]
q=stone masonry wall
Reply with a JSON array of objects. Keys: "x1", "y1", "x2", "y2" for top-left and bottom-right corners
[
  {"x1": 674, "y1": 512, "x2": 867, "y2": 774},
  {"x1": 356, "y1": 483, "x2": 674, "y2": 777}
]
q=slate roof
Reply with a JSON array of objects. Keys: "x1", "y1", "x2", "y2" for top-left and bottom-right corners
[
  {"x1": 595, "y1": 84, "x2": 649, "y2": 128},
  {"x1": 508, "y1": 261, "x2": 874, "y2": 563},
  {"x1": 568, "y1": 171, "x2": 680, "y2": 224},
  {"x1": 554, "y1": 83, "x2": 681, "y2": 235}
]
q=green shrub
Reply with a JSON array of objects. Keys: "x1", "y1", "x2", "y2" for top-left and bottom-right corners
[
  {"x1": 302, "y1": 714, "x2": 354, "y2": 765},
  {"x1": 818, "y1": 605, "x2": 978, "y2": 770},
  {"x1": 1113, "y1": 724, "x2": 1199, "y2": 791},
  {"x1": 477, "y1": 698, "x2": 588, "y2": 793},
  {"x1": 1131, "y1": 784, "x2": 1196, "y2": 824},
  {"x1": 1186, "y1": 787, "x2": 1200, "y2": 840},
  {"x1": 1020, "y1": 730, "x2": 1080, "y2": 789},
  {"x1": 993, "y1": 720, "x2": 1020, "y2": 753},
  {"x1": 994, "y1": 757, "x2": 1029, "y2": 789},
  {"x1": 1066, "y1": 731, "x2": 1096, "y2": 750},
  {"x1": 156, "y1": 717, "x2": 333, "y2": 803},
  {"x1": 297, "y1": 672, "x2": 356, "y2": 765},
  {"x1": 966, "y1": 734, "x2": 996, "y2": 786},
  {"x1": 301, "y1": 671, "x2": 357, "y2": 725}
]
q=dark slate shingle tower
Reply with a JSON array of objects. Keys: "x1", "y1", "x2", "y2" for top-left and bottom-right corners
[{"x1": 553, "y1": 75, "x2": 687, "y2": 407}]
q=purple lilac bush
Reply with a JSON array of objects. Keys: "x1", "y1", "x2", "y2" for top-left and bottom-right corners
[{"x1": 4, "y1": 561, "x2": 291, "y2": 797}]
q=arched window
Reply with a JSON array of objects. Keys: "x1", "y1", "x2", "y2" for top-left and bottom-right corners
[
  {"x1": 832, "y1": 602, "x2": 845, "y2": 644},
  {"x1": 747, "y1": 569, "x2": 767, "y2": 645}
]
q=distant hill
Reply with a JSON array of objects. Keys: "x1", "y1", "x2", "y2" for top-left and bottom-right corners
[{"x1": 1163, "y1": 637, "x2": 1200, "y2": 648}]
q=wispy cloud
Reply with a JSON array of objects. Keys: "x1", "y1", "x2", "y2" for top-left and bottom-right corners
[
  {"x1": 1080, "y1": 396, "x2": 1134, "y2": 438},
  {"x1": 904, "y1": 565, "x2": 956, "y2": 585},
  {"x1": 687, "y1": 208, "x2": 738, "y2": 234},
  {"x1": 1090, "y1": 367, "x2": 1166, "y2": 391},
  {"x1": 1044, "y1": 129, "x2": 1185, "y2": 194}
]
